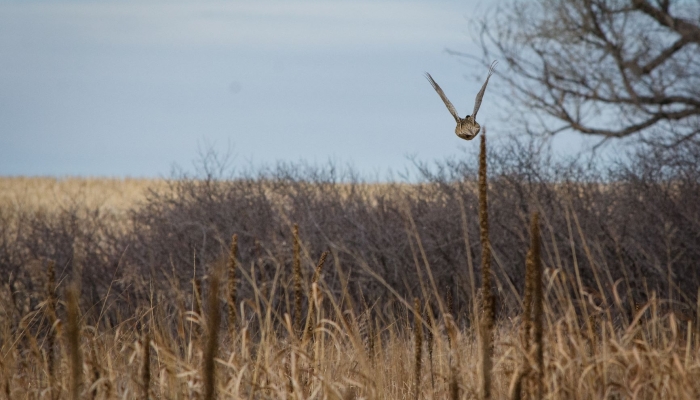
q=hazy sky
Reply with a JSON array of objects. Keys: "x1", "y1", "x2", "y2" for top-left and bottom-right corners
[{"x1": 0, "y1": 0, "x2": 588, "y2": 178}]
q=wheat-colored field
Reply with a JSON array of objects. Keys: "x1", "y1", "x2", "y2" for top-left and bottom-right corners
[
  {"x1": 0, "y1": 176, "x2": 414, "y2": 218},
  {"x1": 0, "y1": 176, "x2": 163, "y2": 214}
]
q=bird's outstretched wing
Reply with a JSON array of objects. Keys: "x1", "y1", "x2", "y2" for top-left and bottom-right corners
[
  {"x1": 426, "y1": 73, "x2": 460, "y2": 122},
  {"x1": 471, "y1": 60, "x2": 498, "y2": 120}
]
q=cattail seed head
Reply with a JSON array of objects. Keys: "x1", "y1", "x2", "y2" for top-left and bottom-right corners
[
  {"x1": 66, "y1": 284, "x2": 82, "y2": 400},
  {"x1": 413, "y1": 297, "x2": 423, "y2": 400},
  {"x1": 203, "y1": 273, "x2": 221, "y2": 400},
  {"x1": 530, "y1": 213, "x2": 544, "y2": 399},
  {"x1": 478, "y1": 130, "x2": 494, "y2": 400},
  {"x1": 293, "y1": 224, "x2": 303, "y2": 337},
  {"x1": 228, "y1": 234, "x2": 238, "y2": 333}
]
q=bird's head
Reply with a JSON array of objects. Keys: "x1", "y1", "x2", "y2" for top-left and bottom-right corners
[{"x1": 455, "y1": 116, "x2": 480, "y2": 141}]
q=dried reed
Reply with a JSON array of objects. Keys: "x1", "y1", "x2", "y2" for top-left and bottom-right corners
[
  {"x1": 312, "y1": 251, "x2": 328, "y2": 284},
  {"x1": 1, "y1": 358, "x2": 8, "y2": 399},
  {"x1": 194, "y1": 276, "x2": 203, "y2": 338},
  {"x1": 293, "y1": 224, "x2": 302, "y2": 336},
  {"x1": 522, "y1": 250, "x2": 533, "y2": 350},
  {"x1": 413, "y1": 297, "x2": 422, "y2": 400},
  {"x1": 142, "y1": 330, "x2": 150, "y2": 400},
  {"x1": 478, "y1": 130, "x2": 494, "y2": 400},
  {"x1": 88, "y1": 338, "x2": 101, "y2": 400},
  {"x1": 203, "y1": 273, "x2": 221, "y2": 400},
  {"x1": 228, "y1": 234, "x2": 238, "y2": 333},
  {"x1": 446, "y1": 313, "x2": 460, "y2": 400},
  {"x1": 66, "y1": 283, "x2": 82, "y2": 400},
  {"x1": 530, "y1": 213, "x2": 543, "y2": 399},
  {"x1": 303, "y1": 251, "x2": 329, "y2": 343},
  {"x1": 446, "y1": 287, "x2": 454, "y2": 348},
  {"x1": 425, "y1": 307, "x2": 435, "y2": 390},
  {"x1": 449, "y1": 367, "x2": 459, "y2": 400},
  {"x1": 367, "y1": 314, "x2": 376, "y2": 366},
  {"x1": 46, "y1": 260, "x2": 57, "y2": 399},
  {"x1": 517, "y1": 212, "x2": 543, "y2": 400},
  {"x1": 519, "y1": 247, "x2": 534, "y2": 399}
]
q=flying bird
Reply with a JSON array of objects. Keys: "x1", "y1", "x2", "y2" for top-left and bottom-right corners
[{"x1": 426, "y1": 61, "x2": 497, "y2": 140}]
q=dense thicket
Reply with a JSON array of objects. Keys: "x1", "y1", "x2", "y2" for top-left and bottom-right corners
[{"x1": 2, "y1": 140, "x2": 699, "y2": 325}]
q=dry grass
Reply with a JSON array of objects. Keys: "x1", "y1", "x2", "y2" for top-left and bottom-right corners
[
  {"x1": 0, "y1": 176, "x2": 163, "y2": 214},
  {"x1": 3, "y1": 248, "x2": 700, "y2": 399},
  {"x1": 228, "y1": 233, "x2": 239, "y2": 334},
  {"x1": 2, "y1": 142, "x2": 700, "y2": 399}
]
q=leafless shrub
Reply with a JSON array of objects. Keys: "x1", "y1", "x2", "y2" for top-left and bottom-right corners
[{"x1": 1, "y1": 141, "x2": 699, "y2": 328}]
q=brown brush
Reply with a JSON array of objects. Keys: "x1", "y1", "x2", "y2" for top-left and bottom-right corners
[
  {"x1": 228, "y1": 234, "x2": 238, "y2": 334},
  {"x1": 521, "y1": 247, "x2": 534, "y2": 399},
  {"x1": 293, "y1": 224, "x2": 303, "y2": 337},
  {"x1": 446, "y1": 287, "x2": 454, "y2": 348},
  {"x1": 2, "y1": 357, "x2": 8, "y2": 399},
  {"x1": 203, "y1": 273, "x2": 221, "y2": 400},
  {"x1": 303, "y1": 251, "x2": 329, "y2": 343},
  {"x1": 194, "y1": 276, "x2": 203, "y2": 338},
  {"x1": 46, "y1": 260, "x2": 58, "y2": 400},
  {"x1": 413, "y1": 297, "x2": 422, "y2": 400},
  {"x1": 425, "y1": 306, "x2": 435, "y2": 391},
  {"x1": 142, "y1": 330, "x2": 151, "y2": 400},
  {"x1": 696, "y1": 287, "x2": 700, "y2": 350},
  {"x1": 367, "y1": 314, "x2": 376, "y2": 367},
  {"x1": 450, "y1": 363, "x2": 460, "y2": 400},
  {"x1": 88, "y1": 337, "x2": 101, "y2": 400},
  {"x1": 445, "y1": 311, "x2": 460, "y2": 400},
  {"x1": 21, "y1": 318, "x2": 43, "y2": 394},
  {"x1": 522, "y1": 249, "x2": 534, "y2": 347},
  {"x1": 478, "y1": 130, "x2": 494, "y2": 400},
  {"x1": 530, "y1": 213, "x2": 544, "y2": 399},
  {"x1": 1, "y1": 355, "x2": 7, "y2": 399},
  {"x1": 66, "y1": 284, "x2": 82, "y2": 400},
  {"x1": 446, "y1": 287, "x2": 454, "y2": 317}
]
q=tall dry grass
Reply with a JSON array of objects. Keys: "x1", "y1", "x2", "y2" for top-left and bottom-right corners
[
  {"x1": 228, "y1": 233, "x2": 239, "y2": 333},
  {"x1": 3, "y1": 223, "x2": 700, "y2": 398},
  {"x1": 2, "y1": 229, "x2": 700, "y2": 398},
  {"x1": 478, "y1": 131, "x2": 495, "y2": 400},
  {"x1": 65, "y1": 283, "x2": 82, "y2": 400}
]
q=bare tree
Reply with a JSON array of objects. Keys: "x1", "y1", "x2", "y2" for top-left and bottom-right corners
[{"x1": 466, "y1": 0, "x2": 700, "y2": 146}]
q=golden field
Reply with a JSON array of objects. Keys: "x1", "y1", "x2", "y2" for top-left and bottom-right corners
[{"x1": 0, "y1": 176, "x2": 163, "y2": 214}]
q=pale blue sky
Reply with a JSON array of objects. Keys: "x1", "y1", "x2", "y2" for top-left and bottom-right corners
[{"x1": 0, "y1": 0, "x2": 591, "y2": 178}]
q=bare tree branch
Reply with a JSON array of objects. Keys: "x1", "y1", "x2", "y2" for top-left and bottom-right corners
[
  {"x1": 632, "y1": 0, "x2": 700, "y2": 42},
  {"x1": 470, "y1": 0, "x2": 700, "y2": 145}
]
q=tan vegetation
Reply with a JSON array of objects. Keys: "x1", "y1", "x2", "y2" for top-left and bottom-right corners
[
  {"x1": 3, "y1": 247, "x2": 699, "y2": 398},
  {"x1": 2, "y1": 140, "x2": 700, "y2": 398},
  {"x1": 0, "y1": 176, "x2": 163, "y2": 215}
]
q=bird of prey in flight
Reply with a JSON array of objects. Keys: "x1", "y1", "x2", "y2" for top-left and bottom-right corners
[{"x1": 426, "y1": 61, "x2": 497, "y2": 140}]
